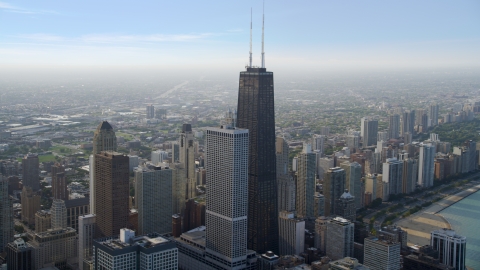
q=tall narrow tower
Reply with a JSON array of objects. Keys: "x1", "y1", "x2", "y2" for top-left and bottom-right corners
[
  {"x1": 205, "y1": 125, "x2": 249, "y2": 268},
  {"x1": 179, "y1": 124, "x2": 196, "y2": 200},
  {"x1": 237, "y1": 6, "x2": 278, "y2": 253}
]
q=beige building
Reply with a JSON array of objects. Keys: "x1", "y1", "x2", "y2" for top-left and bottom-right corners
[
  {"x1": 35, "y1": 210, "x2": 51, "y2": 233},
  {"x1": 29, "y1": 228, "x2": 78, "y2": 269},
  {"x1": 21, "y1": 186, "x2": 41, "y2": 225}
]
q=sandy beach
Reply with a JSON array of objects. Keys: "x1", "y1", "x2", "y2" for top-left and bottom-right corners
[{"x1": 396, "y1": 183, "x2": 480, "y2": 246}]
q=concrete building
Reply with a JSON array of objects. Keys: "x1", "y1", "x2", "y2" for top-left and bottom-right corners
[
  {"x1": 346, "y1": 135, "x2": 360, "y2": 153},
  {"x1": 128, "y1": 155, "x2": 139, "y2": 173},
  {"x1": 430, "y1": 104, "x2": 439, "y2": 127},
  {"x1": 179, "y1": 124, "x2": 197, "y2": 200},
  {"x1": 364, "y1": 174, "x2": 378, "y2": 201},
  {"x1": 312, "y1": 134, "x2": 325, "y2": 154},
  {"x1": 363, "y1": 236, "x2": 400, "y2": 270},
  {"x1": 258, "y1": 251, "x2": 280, "y2": 270},
  {"x1": 296, "y1": 144, "x2": 316, "y2": 219},
  {"x1": 326, "y1": 217, "x2": 354, "y2": 261},
  {"x1": 135, "y1": 164, "x2": 173, "y2": 235},
  {"x1": 314, "y1": 193, "x2": 325, "y2": 218},
  {"x1": 335, "y1": 190, "x2": 356, "y2": 222},
  {"x1": 171, "y1": 162, "x2": 186, "y2": 216},
  {"x1": 205, "y1": 125, "x2": 250, "y2": 268},
  {"x1": 51, "y1": 199, "x2": 67, "y2": 230},
  {"x1": 418, "y1": 143, "x2": 436, "y2": 188},
  {"x1": 403, "y1": 245, "x2": 455, "y2": 270},
  {"x1": 151, "y1": 150, "x2": 169, "y2": 165},
  {"x1": 0, "y1": 177, "x2": 13, "y2": 251},
  {"x1": 401, "y1": 157, "x2": 417, "y2": 194},
  {"x1": 277, "y1": 137, "x2": 296, "y2": 212},
  {"x1": 94, "y1": 152, "x2": 129, "y2": 238},
  {"x1": 35, "y1": 210, "x2": 51, "y2": 233},
  {"x1": 6, "y1": 238, "x2": 34, "y2": 270},
  {"x1": 340, "y1": 161, "x2": 362, "y2": 209},
  {"x1": 52, "y1": 163, "x2": 68, "y2": 201},
  {"x1": 361, "y1": 117, "x2": 378, "y2": 147},
  {"x1": 20, "y1": 185, "x2": 41, "y2": 225},
  {"x1": 65, "y1": 197, "x2": 90, "y2": 232},
  {"x1": 146, "y1": 104, "x2": 155, "y2": 119},
  {"x1": 431, "y1": 229, "x2": 466, "y2": 270},
  {"x1": 324, "y1": 167, "x2": 346, "y2": 217},
  {"x1": 388, "y1": 114, "x2": 400, "y2": 139},
  {"x1": 314, "y1": 216, "x2": 329, "y2": 254},
  {"x1": 93, "y1": 228, "x2": 178, "y2": 270},
  {"x1": 378, "y1": 225, "x2": 408, "y2": 249},
  {"x1": 78, "y1": 214, "x2": 96, "y2": 270},
  {"x1": 29, "y1": 227, "x2": 78, "y2": 269},
  {"x1": 401, "y1": 111, "x2": 415, "y2": 137},
  {"x1": 90, "y1": 121, "x2": 117, "y2": 215},
  {"x1": 278, "y1": 211, "x2": 305, "y2": 256},
  {"x1": 329, "y1": 257, "x2": 369, "y2": 270},
  {"x1": 22, "y1": 153, "x2": 40, "y2": 191},
  {"x1": 382, "y1": 158, "x2": 403, "y2": 197}
]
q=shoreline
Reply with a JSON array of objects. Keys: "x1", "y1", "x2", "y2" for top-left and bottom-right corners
[{"x1": 396, "y1": 182, "x2": 480, "y2": 246}]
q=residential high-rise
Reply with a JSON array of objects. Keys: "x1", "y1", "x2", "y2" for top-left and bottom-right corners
[
  {"x1": 364, "y1": 174, "x2": 378, "y2": 200},
  {"x1": 415, "y1": 109, "x2": 427, "y2": 127},
  {"x1": 146, "y1": 104, "x2": 155, "y2": 119},
  {"x1": 382, "y1": 158, "x2": 403, "y2": 196},
  {"x1": 402, "y1": 111, "x2": 415, "y2": 137},
  {"x1": 79, "y1": 214, "x2": 96, "y2": 270},
  {"x1": 418, "y1": 143, "x2": 436, "y2": 188},
  {"x1": 66, "y1": 197, "x2": 90, "y2": 231},
  {"x1": 93, "y1": 229, "x2": 178, "y2": 270},
  {"x1": 296, "y1": 144, "x2": 316, "y2": 219},
  {"x1": 388, "y1": 114, "x2": 400, "y2": 139},
  {"x1": 94, "y1": 151, "x2": 129, "y2": 237},
  {"x1": 318, "y1": 157, "x2": 334, "y2": 180},
  {"x1": 314, "y1": 216, "x2": 329, "y2": 254},
  {"x1": 90, "y1": 121, "x2": 117, "y2": 215},
  {"x1": 324, "y1": 167, "x2": 346, "y2": 217},
  {"x1": 6, "y1": 238, "x2": 33, "y2": 270},
  {"x1": 277, "y1": 137, "x2": 295, "y2": 212},
  {"x1": 346, "y1": 135, "x2": 360, "y2": 153},
  {"x1": 237, "y1": 64, "x2": 278, "y2": 253},
  {"x1": 312, "y1": 134, "x2": 325, "y2": 154},
  {"x1": 22, "y1": 153, "x2": 40, "y2": 190},
  {"x1": 430, "y1": 104, "x2": 439, "y2": 127},
  {"x1": 364, "y1": 236, "x2": 401, "y2": 270},
  {"x1": 151, "y1": 150, "x2": 169, "y2": 165},
  {"x1": 179, "y1": 123, "x2": 197, "y2": 200},
  {"x1": 340, "y1": 161, "x2": 362, "y2": 209},
  {"x1": 431, "y1": 229, "x2": 466, "y2": 270},
  {"x1": 320, "y1": 126, "x2": 330, "y2": 136},
  {"x1": 171, "y1": 162, "x2": 186, "y2": 217},
  {"x1": 314, "y1": 193, "x2": 325, "y2": 218},
  {"x1": 361, "y1": 117, "x2": 378, "y2": 147},
  {"x1": 335, "y1": 190, "x2": 356, "y2": 222},
  {"x1": 52, "y1": 163, "x2": 68, "y2": 201},
  {"x1": 135, "y1": 164, "x2": 173, "y2": 235},
  {"x1": 205, "y1": 125, "x2": 250, "y2": 268},
  {"x1": 0, "y1": 176, "x2": 13, "y2": 251},
  {"x1": 326, "y1": 217, "x2": 354, "y2": 261},
  {"x1": 278, "y1": 211, "x2": 305, "y2": 256},
  {"x1": 20, "y1": 185, "x2": 41, "y2": 225},
  {"x1": 51, "y1": 199, "x2": 67, "y2": 230},
  {"x1": 402, "y1": 157, "x2": 417, "y2": 194}
]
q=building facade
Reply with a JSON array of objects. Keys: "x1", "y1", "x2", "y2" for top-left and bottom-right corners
[
  {"x1": 22, "y1": 153, "x2": 40, "y2": 191},
  {"x1": 364, "y1": 236, "x2": 401, "y2": 270},
  {"x1": 237, "y1": 66, "x2": 278, "y2": 253},
  {"x1": 324, "y1": 167, "x2": 346, "y2": 217},
  {"x1": 296, "y1": 144, "x2": 316, "y2": 219},
  {"x1": 431, "y1": 229, "x2": 466, "y2": 270},
  {"x1": 0, "y1": 176, "x2": 13, "y2": 251},
  {"x1": 278, "y1": 211, "x2": 305, "y2": 256},
  {"x1": 326, "y1": 217, "x2": 354, "y2": 261}
]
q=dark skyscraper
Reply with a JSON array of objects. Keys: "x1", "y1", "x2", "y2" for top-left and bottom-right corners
[
  {"x1": 237, "y1": 66, "x2": 278, "y2": 253},
  {"x1": 236, "y1": 9, "x2": 278, "y2": 253}
]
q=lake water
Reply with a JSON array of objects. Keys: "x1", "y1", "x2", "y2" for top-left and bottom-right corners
[{"x1": 439, "y1": 189, "x2": 480, "y2": 269}]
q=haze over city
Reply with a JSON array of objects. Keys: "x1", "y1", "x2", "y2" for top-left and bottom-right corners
[{"x1": 0, "y1": 1, "x2": 480, "y2": 270}]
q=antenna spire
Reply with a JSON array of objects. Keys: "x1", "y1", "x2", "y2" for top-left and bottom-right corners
[
  {"x1": 261, "y1": 0, "x2": 265, "y2": 68},
  {"x1": 249, "y1": 8, "x2": 252, "y2": 68}
]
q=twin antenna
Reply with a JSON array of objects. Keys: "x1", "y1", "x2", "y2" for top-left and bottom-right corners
[{"x1": 249, "y1": 1, "x2": 265, "y2": 68}]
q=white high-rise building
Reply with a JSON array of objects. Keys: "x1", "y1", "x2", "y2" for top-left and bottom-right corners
[
  {"x1": 78, "y1": 214, "x2": 96, "y2": 270},
  {"x1": 382, "y1": 158, "x2": 404, "y2": 196},
  {"x1": 205, "y1": 125, "x2": 249, "y2": 269},
  {"x1": 431, "y1": 229, "x2": 466, "y2": 270},
  {"x1": 278, "y1": 211, "x2": 305, "y2": 256},
  {"x1": 418, "y1": 143, "x2": 435, "y2": 188},
  {"x1": 151, "y1": 150, "x2": 169, "y2": 165}
]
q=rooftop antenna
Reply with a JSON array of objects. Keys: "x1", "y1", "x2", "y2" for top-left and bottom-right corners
[
  {"x1": 261, "y1": 0, "x2": 265, "y2": 68},
  {"x1": 249, "y1": 8, "x2": 253, "y2": 68}
]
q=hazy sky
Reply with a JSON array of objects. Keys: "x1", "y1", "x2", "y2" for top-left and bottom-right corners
[{"x1": 1, "y1": 1, "x2": 479, "y2": 72}]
